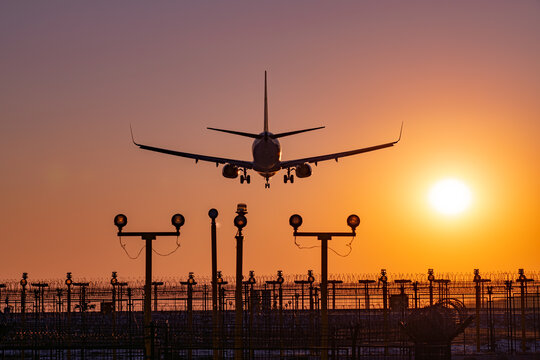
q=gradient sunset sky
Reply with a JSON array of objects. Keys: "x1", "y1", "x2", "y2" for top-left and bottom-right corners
[{"x1": 1, "y1": 1, "x2": 539, "y2": 280}]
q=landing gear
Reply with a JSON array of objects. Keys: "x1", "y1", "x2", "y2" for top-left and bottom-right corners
[
  {"x1": 265, "y1": 176, "x2": 270, "y2": 188},
  {"x1": 283, "y1": 168, "x2": 294, "y2": 183},
  {"x1": 239, "y1": 168, "x2": 250, "y2": 184},
  {"x1": 240, "y1": 174, "x2": 251, "y2": 184}
]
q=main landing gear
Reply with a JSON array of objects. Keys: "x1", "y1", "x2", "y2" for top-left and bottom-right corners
[
  {"x1": 283, "y1": 168, "x2": 294, "y2": 184},
  {"x1": 240, "y1": 168, "x2": 250, "y2": 184}
]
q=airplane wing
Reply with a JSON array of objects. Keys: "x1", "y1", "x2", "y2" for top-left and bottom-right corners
[
  {"x1": 131, "y1": 130, "x2": 253, "y2": 169},
  {"x1": 280, "y1": 124, "x2": 402, "y2": 169}
]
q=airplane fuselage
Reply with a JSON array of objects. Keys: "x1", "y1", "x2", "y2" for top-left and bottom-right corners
[{"x1": 252, "y1": 132, "x2": 281, "y2": 177}]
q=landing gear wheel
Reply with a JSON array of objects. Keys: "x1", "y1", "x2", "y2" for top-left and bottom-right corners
[
  {"x1": 265, "y1": 183, "x2": 270, "y2": 189},
  {"x1": 240, "y1": 175, "x2": 245, "y2": 184},
  {"x1": 284, "y1": 174, "x2": 288, "y2": 184},
  {"x1": 246, "y1": 175, "x2": 251, "y2": 184},
  {"x1": 290, "y1": 174, "x2": 294, "y2": 184}
]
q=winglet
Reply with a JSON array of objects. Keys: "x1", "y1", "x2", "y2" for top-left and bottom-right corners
[
  {"x1": 130, "y1": 124, "x2": 140, "y2": 146},
  {"x1": 264, "y1": 71, "x2": 269, "y2": 133},
  {"x1": 397, "y1": 122, "x2": 404, "y2": 142}
]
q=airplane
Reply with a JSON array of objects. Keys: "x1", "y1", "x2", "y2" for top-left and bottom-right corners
[{"x1": 132, "y1": 72, "x2": 402, "y2": 188}]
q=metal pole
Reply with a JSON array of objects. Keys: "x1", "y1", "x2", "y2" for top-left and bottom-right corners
[
  {"x1": 211, "y1": 214, "x2": 218, "y2": 360},
  {"x1": 320, "y1": 235, "x2": 329, "y2": 360},
  {"x1": 235, "y1": 233, "x2": 244, "y2": 360},
  {"x1": 519, "y1": 277, "x2": 526, "y2": 352},
  {"x1": 144, "y1": 236, "x2": 153, "y2": 360},
  {"x1": 429, "y1": 280, "x2": 433, "y2": 306},
  {"x1": 475, "y1": 280, "x2": 481, "y2": 352}
]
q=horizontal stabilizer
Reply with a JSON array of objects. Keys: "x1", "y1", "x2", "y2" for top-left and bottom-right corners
[
  {"x1": 271, "y1": 126, "x2": 325, "y2": 139},
  {"x1": 207, "y1": 127, "x2": 261, "y2": 139}
]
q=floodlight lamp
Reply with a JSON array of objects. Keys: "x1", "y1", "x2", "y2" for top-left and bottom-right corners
[
  {"x1": 20, "y1": 279, "x2": 27, "y2": 287},
  {"x1": 187, "y1": 272, "x2": 196, "y2": 285},
  {"x1": 307, "y1": 270, "x2": 315, "y2": 283},
  {"x1": 236, "y1": 203, "x2": 247, "y2": 215},
  {"x1": 347, "y1": 214, "x2": 360, "y2": 231},
  {"x1": 217, "y1": 271, "x2": 223, "y2": 284},
  {"x1": 277, "y1": 270, "x2": 284, "y2": 284},
  {"x1": 473, "y1": 269, "x2": 481, "y2": 282},
  {"x1": 208, "y1": 208, "x2": 218, "y2": 220},
  {"x1": 289, "y1": 214, "x2": 303, "y2": 231},
  {"x1": 171, "y1": 214, "x2": 185, "y2": 231},
  {"x1": 248, "y1": 270, "x2": 256, "y2": 284},
  {"x1": 380, "y1": 269, "x2": 387, "y2": 282},
  {"x1": 114, "y1": 214, "x2": 127, "y2": 231},
  {"x1": 234, "y1": 214, "x2": 247, "y2": 229}
]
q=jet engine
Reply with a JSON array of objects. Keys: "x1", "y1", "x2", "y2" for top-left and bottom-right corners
[
  {"x1": 222, "y1": 164, "x2": 239, "y2": 179},
  {"x1": 295, "y1": 163, "x2": 312, "y2": 178}
]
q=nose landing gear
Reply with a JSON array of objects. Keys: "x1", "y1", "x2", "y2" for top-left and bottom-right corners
[{"x1": 265, "y1": 176, "x2": 270, "y2": 188}]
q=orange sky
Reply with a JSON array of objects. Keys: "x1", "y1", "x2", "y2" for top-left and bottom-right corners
[{"x1": 1, "y1": 1, "x2": 539, "y2": 281}]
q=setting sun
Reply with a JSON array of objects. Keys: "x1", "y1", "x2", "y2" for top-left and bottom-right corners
[{"x1": 429, "y1": 178, "x2": 472, "y2": 215}]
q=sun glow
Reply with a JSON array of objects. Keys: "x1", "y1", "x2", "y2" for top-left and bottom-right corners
[{"x1": 429, "y1": 178, "x2": 472, "y2": 215}]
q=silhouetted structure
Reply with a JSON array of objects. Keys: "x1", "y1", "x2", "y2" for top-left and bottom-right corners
[{"x1": 0, "y1": 269, "x2": 538, "y2": 359}]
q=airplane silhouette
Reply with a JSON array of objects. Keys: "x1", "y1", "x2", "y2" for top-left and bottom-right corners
[{"x1": 132, "y1": 72, "x2": 402, "y2": 188}]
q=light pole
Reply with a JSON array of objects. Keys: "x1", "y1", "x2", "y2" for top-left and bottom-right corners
[
  {"x1": 20, "y1": 272, "x2": 28, "y2": 325},
  {"x1": 289, "y1": 213, "x2": 360, "y2": 360},
  {"x1": 294, "y1": 270, "x2": 315, "y2": 310},
  {"x1": 516, "y1": 269, "x2": 533, "y2": 353},
  {"x1": 31, "y1": 282, "x2": 49, "y2": 314},
  {"x1": 473, "y1": 269, "x2": 490, "y2": 352},
  {"x1": 233, "y1": 204, "x2": 248, "y2": 360},
  {"x1": 427, "y1": 269, "x2": 435, "y2": 306},
  {"x1": 114, "y1": 212, "x2": 185, "y2": 360},
  {"x1": 151, "y1": 281, "x2": 164, "y2": 312},
  {"x1": 208, "y1": 208, "x2": 219, "y2": 360},
  {"x1": 181, "y1": 272, "x2": 197, "y2": 360},
  {"x1": 358, "y1": 280, "x2": 375, "y2": 310}
]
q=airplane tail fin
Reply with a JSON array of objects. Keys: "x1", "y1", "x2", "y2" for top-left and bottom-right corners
[
  {"x1": 264, "y1": 71, "x2": 269, "y2": 133},
  {"x1": 272, "y1": 126, "x2": 325, "y2": 139}
]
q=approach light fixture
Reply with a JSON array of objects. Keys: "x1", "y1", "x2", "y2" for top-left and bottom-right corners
[
  {"x1": 187, "y1": 272, "x2": 196, "y2": 285},
  {"x1": 65, "y1": 274, "x2": 72, "y2": 286},
  {"x1": 248, "y1": 270, "x2": 256, "y2": 284},
  {"x1": 20, "y1": 273, "x2": 28, "y2": 287},
  {"x1": 236, "y1": 203, "x2": 247, "y2": 215},
  {"x1": 111, "y1": 271, "x2": 118, "y2": 286},
  {"x1": 289, "y1": 214, "x2": 303, "y2": 232},
  {"x1": 277, "y1": 270, "x2": 284, "y2": 284},
  {"x1": 114, "y1": 214, "x2": 127, "y2": 231},
  {"x1": 208, "y1": 208, "x2": 218, "y2": 220},
  {"x1": 307, "y1": 270, "x2": 315, "y2": 283},
  {"x1": 171, "y1": 214, "x2": 185, "y2": 231},
  {"x1": 234, "y1": 214, "x2": 247, "y2": 229},
  {"x1": 379, "y1": 269, "x2": 388, "y2": 283},
  {"x1": 427, "y1": 269, "x2": 435, "y2": 282},
  {"x1": 217, "y1": 271, "x2": 224, "y2": 284},
  {"x1": 347, "y1": 214, "x2": 360, "y2": 231}
]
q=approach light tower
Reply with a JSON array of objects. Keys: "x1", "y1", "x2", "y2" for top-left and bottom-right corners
[
  {"x1": 289, "y1": 213, "x2": 360, "y2": 360},
  {"x1": 114, "y1": 212, "x2": 185, "y2": 360}
]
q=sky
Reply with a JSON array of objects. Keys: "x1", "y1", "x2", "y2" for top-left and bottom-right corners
[{"x1": 1, "y1": 1, "x2": 539, "y2": 282}]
